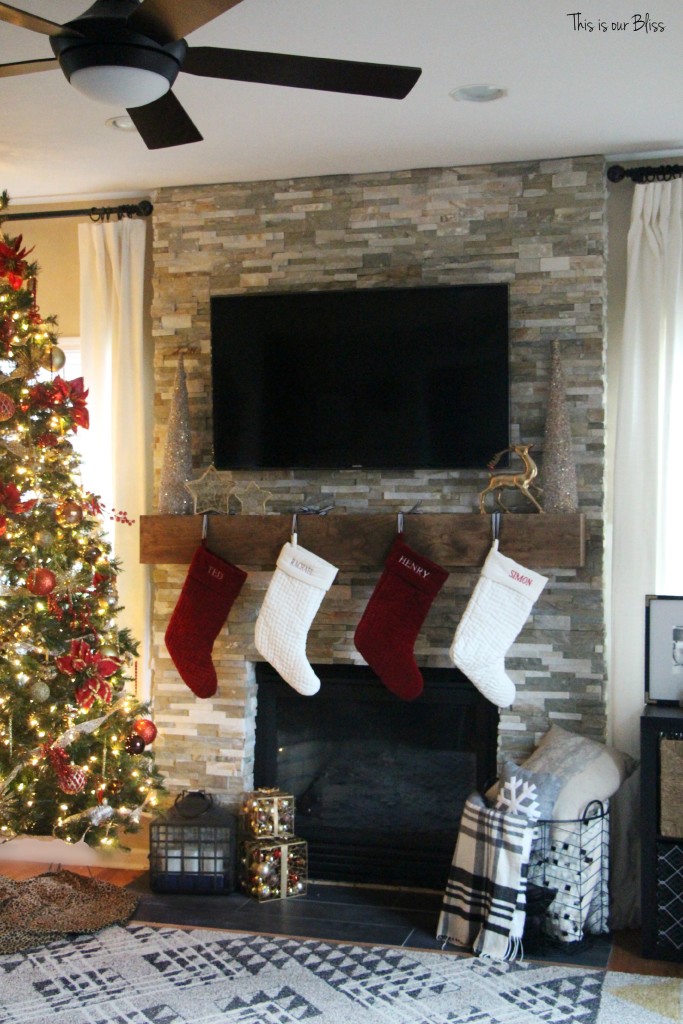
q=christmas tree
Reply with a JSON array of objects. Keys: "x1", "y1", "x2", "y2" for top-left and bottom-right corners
[{"x1": 0, "y1": 192, "x2": 163, "y2": 849}]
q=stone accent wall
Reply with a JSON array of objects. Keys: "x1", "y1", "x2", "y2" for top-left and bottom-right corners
[{"x1": 149, "y1": 156, "x2": 607, "y2": 803}]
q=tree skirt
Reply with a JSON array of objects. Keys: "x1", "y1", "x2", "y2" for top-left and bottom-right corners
[{"x1": 0, "y1": 869, "x2": 139, "y2": 954}]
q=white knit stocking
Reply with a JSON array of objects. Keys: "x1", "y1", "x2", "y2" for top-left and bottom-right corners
[
  {"x1": 255, "y1": 541, "x2": 338, "y2": 695},
  {"x1": 450, "y1": 541, "x2": 548, "y2": 708}
]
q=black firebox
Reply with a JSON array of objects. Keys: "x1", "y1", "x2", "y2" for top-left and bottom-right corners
[{"x1": 254, "y1": 663, "x2": 498, "y2": 890}]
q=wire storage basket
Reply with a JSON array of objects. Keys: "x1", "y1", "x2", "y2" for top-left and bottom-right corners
[{"x1": 526, "y1": 800, "x2": 609, "y2": 951}]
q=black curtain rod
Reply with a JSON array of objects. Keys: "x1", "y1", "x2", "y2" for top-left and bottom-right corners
[
  {"x1": 0, "y1": 200, "x2": 153, "y2": 224},
  {"x1": 608, "y1": 163, "x2": 683, "y2": 184}
]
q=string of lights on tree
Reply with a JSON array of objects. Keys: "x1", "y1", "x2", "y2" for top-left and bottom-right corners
[{"x1": 0, "y1": 190, "x2": 164, "y2": 848}]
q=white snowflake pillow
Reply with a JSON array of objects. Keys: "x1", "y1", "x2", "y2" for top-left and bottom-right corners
[{"x1": 494, "y1": 761, "x2": 562, "y2": 821}]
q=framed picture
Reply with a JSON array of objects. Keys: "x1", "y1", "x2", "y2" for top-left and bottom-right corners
[{"x1": 645, "y1": 595, "x2": 683, "y2": 704}]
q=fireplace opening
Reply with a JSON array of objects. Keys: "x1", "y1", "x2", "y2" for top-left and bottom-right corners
[{"x1": 254, "y1": 663, "x2": 498, "y2": 890}]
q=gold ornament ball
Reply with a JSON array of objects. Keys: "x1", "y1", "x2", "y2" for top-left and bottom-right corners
[
  {"x1": 28, "y1": 680, "x2": 51, "y2": 703},
  {"x1": 34, "y1": 529, "x2": 54, "y2": 547},
  {"x1": 39, "y1": 346, "x2": 66, "y2": 372}
]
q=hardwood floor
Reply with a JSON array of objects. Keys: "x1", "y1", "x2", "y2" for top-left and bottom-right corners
[{"x1": 2, "y1": 860, "x2": 682, "y2": 977}]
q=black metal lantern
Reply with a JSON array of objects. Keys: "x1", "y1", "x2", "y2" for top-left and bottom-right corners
[{"x1": 149, "y1": 790, "x2": 237, "y2": 893}]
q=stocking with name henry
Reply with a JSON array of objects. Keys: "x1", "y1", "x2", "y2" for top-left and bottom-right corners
[{"x1": 354, "y1": 533, "x2": 449, "y2": 700}]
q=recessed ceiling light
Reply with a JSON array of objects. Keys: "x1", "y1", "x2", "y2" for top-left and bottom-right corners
[
  {"x1": 105, "y1": 115, "x2": 137, "y2": 132},
  {"x1": 449, "y1": 84, "x2": 507, "y2": 103}
]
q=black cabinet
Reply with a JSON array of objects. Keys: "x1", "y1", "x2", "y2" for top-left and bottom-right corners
[{"x1": 641, "y1": 705, "x2": 683, "y2": 960}]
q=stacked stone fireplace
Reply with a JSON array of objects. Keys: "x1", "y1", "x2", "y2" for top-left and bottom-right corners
[{"x1": 148, "y1": 155, "x2": 608, "y2": 885}]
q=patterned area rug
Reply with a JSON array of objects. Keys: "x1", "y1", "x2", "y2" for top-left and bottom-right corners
[{"x1": 0, "y1": 923, "x2": 679, "y2": 1024}]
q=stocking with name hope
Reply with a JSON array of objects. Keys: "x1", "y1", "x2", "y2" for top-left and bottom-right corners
[{"x1": 255, "y1": 540, "x2": 338, "y2": 696}]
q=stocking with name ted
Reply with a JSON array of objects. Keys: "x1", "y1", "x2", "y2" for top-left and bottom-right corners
[
  {"x1": 354, "y1": 534, "x2": 449, "y2": 701},
  {"x1": 165, "y1": 543, "x2": 247, "y2": 699}
]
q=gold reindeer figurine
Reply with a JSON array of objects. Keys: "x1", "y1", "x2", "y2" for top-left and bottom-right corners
[{"x1": 479, "y1": 443, "x2": 545, "y2": 514}]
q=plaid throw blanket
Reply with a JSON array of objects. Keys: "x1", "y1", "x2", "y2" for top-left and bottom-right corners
[{"x1": 437, "y1": 792, "x2": 534, "y2": 960}]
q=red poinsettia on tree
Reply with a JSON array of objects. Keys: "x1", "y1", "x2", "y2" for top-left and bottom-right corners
[{"x1": 0, "y1": 233, "x2": 34, "y2": 290}]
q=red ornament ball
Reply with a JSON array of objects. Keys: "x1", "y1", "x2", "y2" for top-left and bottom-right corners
[
  {"x1": 133, "y1": 718, "x2": 157, "y2": 745},
  {"x1": 58, "y1": 765, "x2": 87, "y2": 794},
  {"x1": 55, "y1": 501, "x2": 83, "y2": 526},
  {"x1": 0, "y1": 392, "x2": 15, "y2": 421},
  {"x1": 36, "y1": 432, "x2": 60, "y2": 448},
  {"x1": 26, "y1": 567, "x2": 57, "y2": 595}
]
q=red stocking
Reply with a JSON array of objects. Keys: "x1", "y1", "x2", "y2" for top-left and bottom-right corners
[
  {"x1": 354, "y1": 534, "x2": 448, "y2": 700},
  {"x1": 165, "y1": 543, "x2": 247, "y2": 698}
]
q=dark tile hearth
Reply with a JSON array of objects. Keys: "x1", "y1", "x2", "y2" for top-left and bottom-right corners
[{"x1": 127, "y1": 873, "x2": 612, "y2": 968}]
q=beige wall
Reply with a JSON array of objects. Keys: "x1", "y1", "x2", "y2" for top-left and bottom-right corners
[
  {"x1": 1, "y1": 199, "x2": 151, "y2": 337},
  {"x1": 2, "y1": 205, "x2": 89, "y2": 335}
]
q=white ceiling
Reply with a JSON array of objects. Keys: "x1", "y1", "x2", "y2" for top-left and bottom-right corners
[{"x1": 1, "y1": 0, "x2": 682, "y2": 204}]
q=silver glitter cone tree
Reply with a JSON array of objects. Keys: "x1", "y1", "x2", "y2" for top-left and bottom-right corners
[
  {"x1": 158, "y1": 353, "x2": 193, "y2": 514},
  {"x1": 543, "y1": 340, "x2": 579, "y2": 513}
]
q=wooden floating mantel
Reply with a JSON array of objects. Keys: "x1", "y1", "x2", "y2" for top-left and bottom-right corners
[{"x1": 139, "y1": 513, "x2": 586, "y2": 570}]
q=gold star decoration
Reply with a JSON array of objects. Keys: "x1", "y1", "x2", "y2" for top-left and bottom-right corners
[
  {"x1": 233, "y1": 480, "x2": 273, "y2": 514},
  {"x1": 184, "y1": 465, "x2": 233, "y2": 514}
]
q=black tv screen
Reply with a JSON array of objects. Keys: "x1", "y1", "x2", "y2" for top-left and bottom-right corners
[{"x1": 210, "y1": 283, "x2": 509, "y2": 470}]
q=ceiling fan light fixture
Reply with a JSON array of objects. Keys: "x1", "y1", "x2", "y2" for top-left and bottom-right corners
[
  {"x1": 449, "y1": 84, "x2": 507, "y2": 103},
  {"x1": 70, "y1": 64, "x2": 170, "y2": 106}
]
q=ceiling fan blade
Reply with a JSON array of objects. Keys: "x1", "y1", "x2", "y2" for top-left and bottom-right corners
[
  {"x1": 126, "y1": 91, "x2": 203, "y2": 150},
  {"x1": 0, "y1": 56, "x2": 59, "y2": 78},
  {"x1": 183, "y1": 46, "x2": 421, "y2": 99},
  {"x1": 128, "y1": 0, "x2": 247, "y2": 44},
  {"x1": 0, "y1": 2, "x2": 65, "y2": 36}
]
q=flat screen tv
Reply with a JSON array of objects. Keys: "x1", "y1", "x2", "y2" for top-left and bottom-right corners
[{"x1": 210, "y1": 283, "x2": 509, "y2": 470}]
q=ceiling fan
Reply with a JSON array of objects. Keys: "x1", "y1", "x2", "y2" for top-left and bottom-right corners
[{"x1": 0, "y1": 0, "x2": 421, "y2": 150}]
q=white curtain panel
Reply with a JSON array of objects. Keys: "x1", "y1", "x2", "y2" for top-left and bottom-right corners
[
  {"x1": 78, "y1": 217, "x2": 152, "y2": 701},
  {"x1": 612, "y1": 178, "x2": 683, "y2": 755}
]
